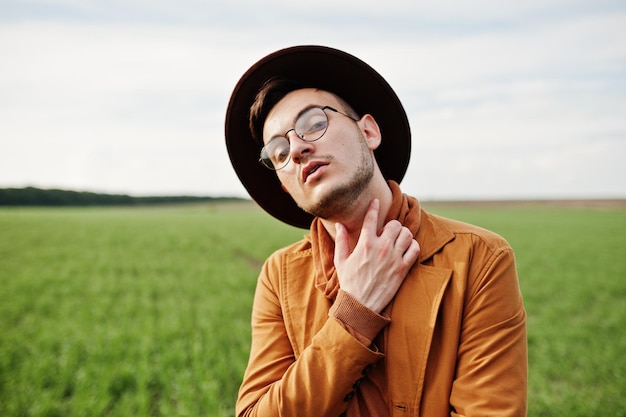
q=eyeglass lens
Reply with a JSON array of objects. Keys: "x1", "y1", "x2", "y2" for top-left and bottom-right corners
[{"x1": 260, "y1": 107, "x2": 330, "y2": 170}]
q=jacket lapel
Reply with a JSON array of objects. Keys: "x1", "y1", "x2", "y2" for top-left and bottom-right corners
[
  {"x1": 282, "y1": 250, "x2": 332, "y2": 358},
  {"x1": 385, "y1": 263, "x2": 452, "y2": 415}
]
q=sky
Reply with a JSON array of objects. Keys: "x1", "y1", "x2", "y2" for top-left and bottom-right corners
[{"x1": 1, "y1": 0, "x2": 625, "y2": 201}]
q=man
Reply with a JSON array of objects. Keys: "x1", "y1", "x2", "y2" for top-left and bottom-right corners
[{"x1": 225, "y1": 45, "x2": 527, "y2": 417}]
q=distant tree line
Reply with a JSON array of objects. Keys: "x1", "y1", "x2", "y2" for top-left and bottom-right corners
[{"x1": 0, "y1": 187, "x2": 244, "y2": 206}]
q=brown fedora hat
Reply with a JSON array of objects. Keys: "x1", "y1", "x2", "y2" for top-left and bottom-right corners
[{"x1": 225, "y1": 45, "x2": 411, "y2": 229}]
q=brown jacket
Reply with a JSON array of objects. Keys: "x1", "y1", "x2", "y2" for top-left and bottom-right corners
[{"x1": 236, "y1": 184, "x2": 527, "y2": 417}]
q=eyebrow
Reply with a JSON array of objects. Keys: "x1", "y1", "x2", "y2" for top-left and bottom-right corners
[{"x1": 292, "y1": 104, "x2": 322, "y2": 125}]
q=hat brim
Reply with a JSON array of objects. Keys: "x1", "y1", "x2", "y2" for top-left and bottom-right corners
[{"x1": 225, "y1": 45, "x2": 411, "y2": 229}]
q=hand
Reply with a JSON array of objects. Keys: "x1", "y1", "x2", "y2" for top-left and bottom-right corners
[{"x1": 334, "y1": 199, "x2": 420, "y2": 313}]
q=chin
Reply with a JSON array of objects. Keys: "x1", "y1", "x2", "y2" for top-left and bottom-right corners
[
  {"x1": 298, "y1": 149, "x2": 374, "y2": 218},
  {"x1": 301, "y1": 183, "x2": 366, "y2": 219}
]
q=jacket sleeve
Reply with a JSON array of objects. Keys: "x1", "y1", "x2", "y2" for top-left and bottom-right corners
[
  {"x1": 236, "y1": 256, "x2": 384, "y2": 417},
  {"x1": 450, "y1": 244, "x2": 528, "y2": 417}
]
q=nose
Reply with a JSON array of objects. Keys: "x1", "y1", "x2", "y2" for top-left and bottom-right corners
[{"x1": 286, "y1": 130, "x2": 314, "y2": 164}]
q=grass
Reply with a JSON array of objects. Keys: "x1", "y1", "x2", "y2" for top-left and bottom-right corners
[{"x1": 0, "y1": 202, "x2": 624, "y2": 416}]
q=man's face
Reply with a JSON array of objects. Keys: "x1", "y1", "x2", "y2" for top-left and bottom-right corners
[{"x1": 262, "y1": 88, "x2": 381, "y2": 219}]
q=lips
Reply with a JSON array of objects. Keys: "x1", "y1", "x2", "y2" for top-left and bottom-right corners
[{"x1": 302, "y1": 161, "x2": 328, "y2": 183}]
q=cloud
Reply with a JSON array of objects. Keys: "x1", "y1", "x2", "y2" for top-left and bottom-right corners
[
  {"x1": 0, "y1": 22, "x2": 247, "y2": 195},
  {"x1": 0, "y1": 1, "x2": 624, "y2": 199}
]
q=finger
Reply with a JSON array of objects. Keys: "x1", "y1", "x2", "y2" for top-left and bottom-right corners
[
  {"x1": 378, "y1": 219, "x2": 403, "y2": 241},
  {"x1": 403, "y1": 239, "x2": 420, "y2": 266},
  {"x1": 394, "y1": 226, "x2": 415, "y2": 249},
  {"x1": 361, "y1": 199, "x2": 380, "y2": 237},
  {"x1": 334, "y1": 222, "x2": 349, "y2": 264}
]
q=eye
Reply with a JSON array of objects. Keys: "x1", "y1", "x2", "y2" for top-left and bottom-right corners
[
  {"x1": 274, "y1": 146, "x2": 290, "y2": 163},
  {"x1": 265, "y1": 137, "x2": 290, "y2": 164},
  {"x1": 296, "y1": 108, "x2": 328, "y2": 138},
  {"x1": 306, "y1": 119, "x2": 327, "y2": 134}
]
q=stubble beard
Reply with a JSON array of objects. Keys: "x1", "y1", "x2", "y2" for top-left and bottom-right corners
[{"x1": 302, "y1": 138, "x2": 375, "y2": 220}]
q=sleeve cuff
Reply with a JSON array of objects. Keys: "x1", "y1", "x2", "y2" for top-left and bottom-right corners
[{"x1": 329, "y1": 289, "x2": 391, "y2": 346}]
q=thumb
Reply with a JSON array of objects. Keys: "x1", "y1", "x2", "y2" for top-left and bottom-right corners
[{"x1": 334, "y1": 222, "x2": 349, "y2": 264}]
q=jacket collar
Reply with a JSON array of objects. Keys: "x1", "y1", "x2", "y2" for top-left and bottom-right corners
[
  {"x1": 384, "y1": 180, "x2": 455, "y2": 264},
  {"x1": 415, "y1": 208, "x2": 455, "y2": 264}
]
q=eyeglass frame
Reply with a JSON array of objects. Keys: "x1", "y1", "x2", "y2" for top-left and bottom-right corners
[{"x1": 258, "y1": 105, "x2": 358, "y2": 170}]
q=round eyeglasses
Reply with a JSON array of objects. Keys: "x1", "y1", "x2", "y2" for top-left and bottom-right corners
[{"x1": 259, "y1": 105, "x2": 357, "y2": 170}]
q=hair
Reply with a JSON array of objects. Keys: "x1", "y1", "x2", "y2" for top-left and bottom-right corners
[{"x1": 249, "y1": 77, "x2": 359, "y2": 145}]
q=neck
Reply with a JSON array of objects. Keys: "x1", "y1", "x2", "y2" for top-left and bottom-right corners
[{"x1": 321, "y1": 177, "x2": 393, "y2": 251}]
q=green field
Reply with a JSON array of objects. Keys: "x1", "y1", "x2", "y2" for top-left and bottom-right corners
[{"x1": 1, "y1": 202, "x2": 625, "y2": 417}]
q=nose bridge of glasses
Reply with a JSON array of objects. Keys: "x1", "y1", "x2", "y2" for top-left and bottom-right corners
[
  {"x1": 286, "y1": 129, "x2": 313, "y2": 158},
  {"x1": 284, "y1": 128, "x2": 304, "y2": 141}
]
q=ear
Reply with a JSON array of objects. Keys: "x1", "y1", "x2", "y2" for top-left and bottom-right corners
[{"x1": 359, "y1": 114, "x2": 382, "y2": 151}]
